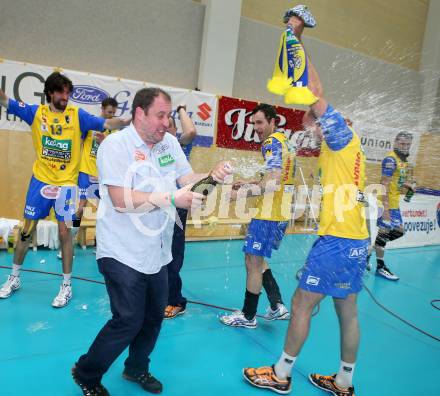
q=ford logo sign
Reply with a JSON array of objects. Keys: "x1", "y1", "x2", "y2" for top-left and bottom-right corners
[{"x1": 70, "y1": 85, "x2": 109, "y2": 105}]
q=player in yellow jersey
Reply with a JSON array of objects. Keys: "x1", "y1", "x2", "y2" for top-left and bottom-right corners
[
  {"x1": 0, "y1": 72, "x2": 129, "y2": 307},
  {"x1": 56, "y1": 97, "x2": 119, "y2": 260},
  {"x1": 368, "y1": 132, "x2": 414, "y2": 280},
  {"x1": 77, "y1": 97, "x2": 118, "y2": 215},
  {"x1": 243, "y1": 7, "x2": 366, "y2": 396},
  {"x1": 219, "y1": 103, "x2": 295, "y2": 329}
]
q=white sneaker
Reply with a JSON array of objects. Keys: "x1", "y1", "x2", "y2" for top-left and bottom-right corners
[
  {"x1": 57, "y1": 251, "x2": 75, "y2": 260},
  {"x1": 376, "y1": 265, "x2": 399, "y2": 281},
  {"x1": 263, "y1": 303, "x2": 290, "y2": 321},
  {"x1": 51, "y1": 283, "x2": 72, "y2": 308},
  {"x1": 0, "y1": 275, "x2": 21, "y2": 298},
  {"x1": 219, "y1": 311, "x2": 257, "y2": 328}
]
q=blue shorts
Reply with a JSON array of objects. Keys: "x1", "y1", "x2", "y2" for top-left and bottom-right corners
[
  {"x1": 299, "y1": 236, "x2": 369, "y2": 298},
  {"x1": 78, "y1": 171, "x2": 100, "y2": 200},
  {"x1": 377, "y1": 208, "x2": 403, "y2": 229},
  {"x1": 243, "y1": 219, "x2": 288, "y2": 258},
  {"x1": 24, "y1": 176, "x2": 78, "y2": 222}
]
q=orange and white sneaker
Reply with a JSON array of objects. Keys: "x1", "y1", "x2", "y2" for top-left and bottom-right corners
[
  {"x1": 164, "y1": 304, "x2": 186, "y2": 319},
  {"x1": 309, "y1": 373, "x2": 355, "y2": 396},
  {"x1": 243, "y1": 365, "x2": 292, "y2": 394}
]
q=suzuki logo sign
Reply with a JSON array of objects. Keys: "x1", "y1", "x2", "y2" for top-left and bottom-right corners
[{"x1": 197, "y1": 102, "x2": 212, "y2": 121}]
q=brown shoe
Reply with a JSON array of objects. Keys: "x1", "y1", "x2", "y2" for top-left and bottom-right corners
[{"x1": 164, "y1": 305, "x2": 186, "y2": 319}]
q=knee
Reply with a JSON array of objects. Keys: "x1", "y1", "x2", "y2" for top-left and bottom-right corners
[
  {"x1": 389, "y1": 228, "x2": 404, "y2": 241},
  {"x1": 58, "y1": 225, "x2": 71, "y2": 241},
  {"x1": 375, "y1": 231, "x2": 388, "y2": 248},
  {"x1": 245, "y1": 255, "x2": 264, "y2": 274},
  {"x1": 113, "y1": 313, "x2": 144, "y2": 334},
  {"x1": 20, "y1": 220, "x2": 37, "y2": 241},
  {"x1": 291, "y1": 292, "x2": 313, "y2": 316}
]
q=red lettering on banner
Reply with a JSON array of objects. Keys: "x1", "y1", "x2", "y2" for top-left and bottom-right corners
[
  {"x1": 284, "y1": 155, "x2": 292, "y2": 181},
  {"x1": 216, "y1": 96, "x2": 320, "y2": 156},
  {"x1": 353, "y1": 152, "x2": 361, "y2": 186}
]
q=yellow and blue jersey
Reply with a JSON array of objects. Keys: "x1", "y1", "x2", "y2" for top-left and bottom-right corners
[
  {"x1": 317, "y1": 105, "x2": 369, "y2": 240},
  {"x1": 254, "y1": 131, "x2": 296, "y2": 221},
  {"x1": 380, "y1": 151, "x2": 408, "y2": 210},
  {"x1": 79, "y1": 129, "x2": 113, "y2": 177},
  {"x1": 7, "y1": 99, "x2": 105, "y2": 186}
]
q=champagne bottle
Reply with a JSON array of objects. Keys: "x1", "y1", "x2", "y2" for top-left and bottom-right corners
[
  {"x1": 191, "y1": 162, "x2": 232, "y2": 196},
  {"x1": 404, "y1": 183, "x2": 416, "y2": 202}
]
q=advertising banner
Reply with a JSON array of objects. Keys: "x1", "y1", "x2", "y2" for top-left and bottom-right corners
[
  {"x1": 216, "y1": 96, "x2": 320, "y2": 156},
  {"x1": 0, "y1": 59, "x2": 217, "y2": 147},
  {"x1": 369, "y1": 194, "x2": 440, "y2": 249}
]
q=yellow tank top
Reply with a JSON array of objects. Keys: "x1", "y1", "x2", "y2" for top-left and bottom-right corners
[
  {"x1": 79, "y1": 129, "x2": 112, "y2": 177},
  {"x1": 254, "y1": 132, "x2": 296, "y2": 221},
  {"x1": 317, "y1": 131, "x2": 369, "y2": 239},
  {"x1": 31, "y1": 105, "x2": 82, "y2": 186},
  {"x1": 381, "y1": 151, "x2": 408, "y2": 210}
]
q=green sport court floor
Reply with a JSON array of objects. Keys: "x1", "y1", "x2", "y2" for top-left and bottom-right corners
[{"x1": 0, "y1": 234, "x2": 439, "y2": 396}]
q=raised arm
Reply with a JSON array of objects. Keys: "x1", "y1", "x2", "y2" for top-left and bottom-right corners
[
  {"x1": 176, "y1": 105, "x2": 196, "y2": 145},
  {"x1": 104, "y1": 116, "x2": 131, "y2": 131},
  {"x1": 0, "y1": 89, "x2": 9, "y2": 108}
]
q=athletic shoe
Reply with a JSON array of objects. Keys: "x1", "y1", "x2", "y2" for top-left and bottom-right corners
[
  {"x1": 72, "y1": 365, "x2": 110, "y2": 396},
  {"x1": 123, "y1": 370, "x2": 162, "y2": 394},
  {"x1": 52, "y1": 283, "x2": 72, "y2": 308},
  {"x1": 57, "y1": 251, "x2": 75, "y2": 260},
  {"x1": 0, "y1": 275, "x2": 21, "y2": 298},
  {"x1": 366, "y1": 254, "x2": 372, "y2": 271},
  {"x1": 219, "y1": 311, "x2": 257, "y2": 329},
  {"x1": 309, "y1": 373, "x2": 355, "y2": 396},
  {"x1": 164, "y1": 304, "x2": 186, "y2": 319},
  {"x1": 376, "y1": 264, "x2": 399, "y2": 281},
  {"x1": 263, "y1": 303, "x2": 290, "y2": 321},
  {"x1": 243, "y1": 365, "x2": 292, "y2": 394}
]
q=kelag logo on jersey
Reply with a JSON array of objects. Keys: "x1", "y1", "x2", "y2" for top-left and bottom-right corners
[
  {"x1": 42, "y1": 136, "x2": 71, "y2": 151},
  {"x1": 70, "y1": 85, "x2": 109, "y2": 105}
]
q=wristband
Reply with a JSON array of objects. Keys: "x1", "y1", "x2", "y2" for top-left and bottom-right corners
[{"x1": 171, "y1": 193, "x2": 176, "y2": 207}]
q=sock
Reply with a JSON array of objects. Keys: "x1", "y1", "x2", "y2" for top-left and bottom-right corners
[
  {"x1": 274, "y1": 351, "x2": 296, "y2": 379},
  {"x1": 262, "y1": 269, "x2": 283, "y2": 310},
  {"x1": 242, "y1": 289, "x2": 260, "y2": 321},
  {"x1": 63, "y1": 273, "x2": 72, "y2": 285},
  {"x1": 11, "y1": 264, "x2": 21, "y2": 277},
  {"x1": 376, "y1": 258, "x2": 385, "y2": 269},
  {"x1": 335, "y1": 361, "x2": 355, "y2": 388}
]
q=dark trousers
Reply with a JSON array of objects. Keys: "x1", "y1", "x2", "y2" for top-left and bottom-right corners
[
  {"x1": 167, "y1": 208, "x2": 187, "y2": 307},
  {"x1": 75, "y1": 257, "x2": 168, "y2": 386}
]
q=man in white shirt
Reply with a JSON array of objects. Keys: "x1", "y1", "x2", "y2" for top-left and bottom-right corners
[{"x1": 72, "y1": 87, "x2": 231, "y2": 396}]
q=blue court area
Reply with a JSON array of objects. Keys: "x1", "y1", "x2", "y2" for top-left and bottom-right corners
[{"x1": 0, "y1": 235, "x2": 439, "y2": 396}]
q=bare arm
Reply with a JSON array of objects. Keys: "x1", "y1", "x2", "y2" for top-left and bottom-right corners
[
  {"x1": 177, "y1": 160, "x2": 233, "y2": 187},
  {"x1": 231, "y1": 169, "x2": 282, "y2": 199},
  {"x1": 380, "y1": 175, "x2": 392, "y2": 221},
  {"x1": 103, "y1": 116, "x2": 131, "y2": 131},
  {"x1": 302, "y1": 44, "x2": 327, "y2": 117},
  {"x1": 177, "y1": 106, "x2": 196, "y2": 145},
  {"x1": 177, "y1": 172, "x2": 209, "y2": 187},
  {"x1": 0, "y1": 89, "x2": 9, "y2": 108}
]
